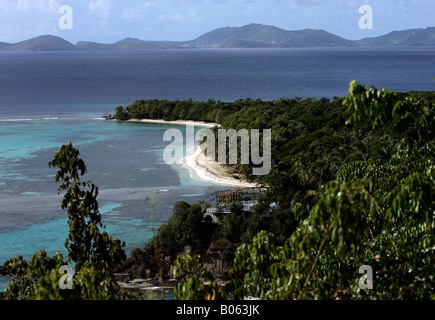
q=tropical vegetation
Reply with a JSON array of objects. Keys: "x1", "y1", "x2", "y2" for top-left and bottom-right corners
[{"x1": 1, "y1": 82, "x2": 433, "y2": 300}]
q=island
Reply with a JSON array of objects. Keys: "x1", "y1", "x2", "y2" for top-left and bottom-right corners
[
  {"x1": 1, "y1": 24, "x2": 435, "y2": 51},
  {"x1": 1, "y1": 85, "x2": 434, "y2": 301}
]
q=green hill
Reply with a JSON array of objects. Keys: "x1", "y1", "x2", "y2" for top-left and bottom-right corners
[
  {"x1": 0, "y1": 42, "x2": 11, "y2": 50},
  {"x1": 185, "y1": 23, "x2": 353, "y2": 48},
  {"x1": 358, "y1": 27, "x2": 435, "y2": 46},
  {"x1": 2, "y1": 25, "x2": 435, "y2": 51},
  {"x1": 76, "y1": 37, "x2": 181, "y2": 50},
  {"x1": 5, "y1": 35, "x2": 77, "y2": 51}
]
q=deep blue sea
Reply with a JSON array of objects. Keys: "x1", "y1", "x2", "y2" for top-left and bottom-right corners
[{"x1": 0, "y1": 47, "x2": 434, "y2": 291}]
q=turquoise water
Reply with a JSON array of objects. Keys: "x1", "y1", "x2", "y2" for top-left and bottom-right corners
[
  {"x1": 0, "y1": 117, "x2": 224, "y2": 292},
  {"x1": 1, "y1": 47, "x2": 434, "y2": 293}
]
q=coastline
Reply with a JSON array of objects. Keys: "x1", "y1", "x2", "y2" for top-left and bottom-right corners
[
  {"x1": 127, "y1": 118, "x2": 219, "y2": 128},
  {"x1": 183, "y1": 145, "x2": 258, "y2": 188},
  {"x1": 114, "y1": 118, "x2": 259, "y2": 188}
]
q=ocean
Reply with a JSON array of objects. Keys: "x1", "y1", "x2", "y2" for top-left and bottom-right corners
[{"x1": 0, "y1": 47, "x2": 434, "y2": 291}]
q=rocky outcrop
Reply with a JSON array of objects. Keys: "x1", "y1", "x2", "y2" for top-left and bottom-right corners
[
  {"x1": 118, "y1": 256, "x2": 148, "y2": 279},
  {"x1": 202, "y1": 242, "x2": 233, "y2": 281},
  {"x1": 117, "y1": 242, "x2": 234, "y2": 285}
]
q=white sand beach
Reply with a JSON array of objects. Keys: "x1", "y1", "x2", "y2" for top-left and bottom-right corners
[
  {"x1": 128, "y1": 118, "x2": 219, "y2": 128},
  {"x1": 127, "y1": 118, "x2": 258, "y2": 187},
  {"x1": 183, "y1": 145, "x2": 258, "y2": 187}
]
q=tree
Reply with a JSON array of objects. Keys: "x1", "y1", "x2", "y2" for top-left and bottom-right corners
[
  {"x1": 221, "y1": 202, "x2": 246, "y2": 244},
  {"x1": 49, "y1": 142, "x2": 126, "y2": 273},
  {"x1": 1, "y1": 143, "x2": 128, "y2": 300},
  {"x1": 173, "y1": 250, "x2": 225, "y2": 300},
  {"x1": 115, "y1": 106, "x2": 129, "y2": 120},
  {"x1": 227, "y1": 82, "x2": 434, "y2": 300},
  {"x1": 157, "y1": 201, "x2": 191, "y2": 254},
  {"x1": 180, "y1": 203, "x2": 214, "y2": 252}
]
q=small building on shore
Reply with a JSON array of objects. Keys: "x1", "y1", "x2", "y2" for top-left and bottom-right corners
[{"x1": 205, "y1": 187, "x2": 268, "y2": 222}]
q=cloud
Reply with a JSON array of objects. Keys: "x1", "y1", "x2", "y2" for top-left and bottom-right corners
[
  {"x1": 121, "y1": 2, "x2": 157, "y2": 21},
  {"x1": 189, "y1": 11, "x2": 202, "y2": 22},
  {"x1": 288, "y1": 0, "x2": 333, "y2": 5},
  {"x1": 143, "y1": 2, "x2": 156, "y2": 11},
  {"x1": 0, "y1": 0, "x2": 433, "y2": 44},
  {"x1": 0, "y1": 0, "x2": 61, "y2": 41},
  {"x1": 244, "y1": 5, "x2": 253, "y2": 14},
  {"x1": 158, "y1": 10, "x2": 202, "y2": 23},
  {"x1": 122, "y1": 7, "x2": 145, "y2": 20},
  {"x1": 88, "y1": 0, "x2": 110, "y2": 15},
  {"x1": 159, "y1": 12, "x2": 183, "y2": 21},
  {"x1": 88, "y1": 0, "x2": 111, "y2": 28},
  {"x1": 0, "y1": 0, "x2": 60, "y2": 12}
]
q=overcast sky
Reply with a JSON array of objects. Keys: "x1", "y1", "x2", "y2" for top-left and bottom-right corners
[{"x1": 0, "y1": 0, "x2": 434, "y2": 44}]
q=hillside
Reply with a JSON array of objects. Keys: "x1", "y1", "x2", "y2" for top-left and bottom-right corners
[
  {"x1": 358, "y1": 27, "x2": 435, "y2": 46},
  {"x1": 2, "y1": 35, "x2": 77, "y2": 51},
  {"x1": 0, "y1": 42, "x2": 11, "y2": 50},
  {"x1": 1, "y1": 24, "x2": 435, "y2": 51},
  {"x1": 76, "y1": 38, "x2": 181, "y2": 50},
  {"x1": 184, "y1": 24, "x2": 353, "y2": 48},
  {"x1": 113, "y1": 89, "x2": 435, "y2": 300}
]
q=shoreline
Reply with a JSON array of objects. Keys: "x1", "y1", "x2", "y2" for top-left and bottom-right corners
[
  {"x1": 127, "y1": 118, "x2": 219, "y2": 128},
  {"x1": 112, "y1": 117, "x2": 259, "y2": 188},
  {"x1": 183, "y1": 145, "x2": 259, "y2": 188}
]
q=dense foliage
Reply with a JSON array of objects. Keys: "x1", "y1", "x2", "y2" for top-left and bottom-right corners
[
  {"x1": 1, "y1": 82, "x2": 433, "y2": 300},
  {"x1": 115, "y1": 90, "x2": 434, "y2": 206},
  {"x1": 228, "y1": 82, "x2": 434, "y2": 300},
  {"x1": 164, "y1": 83, "x2": 435, "y2": 300}
]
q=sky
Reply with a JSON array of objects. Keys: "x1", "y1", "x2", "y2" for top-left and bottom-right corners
[{"x1": 0, "y1": 0, "x2": 434, "y2": 44}]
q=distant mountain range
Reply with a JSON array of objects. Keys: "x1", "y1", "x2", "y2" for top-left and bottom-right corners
[{"x1": 1, "y1": 24, "x2": 435, "y2": 51}]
